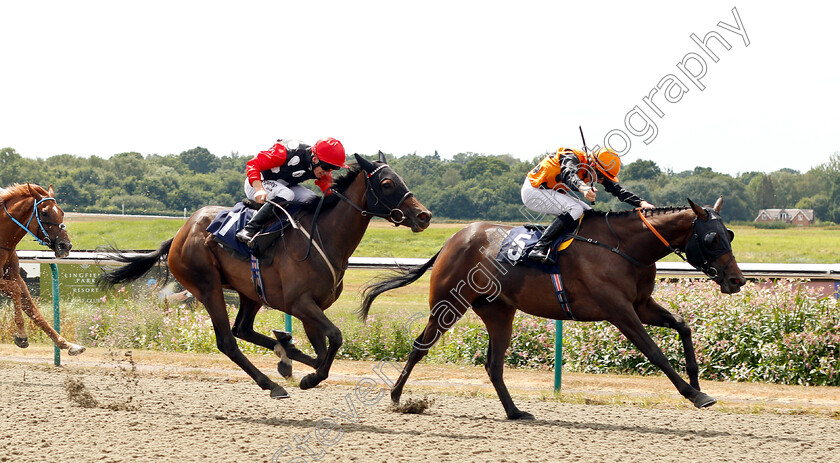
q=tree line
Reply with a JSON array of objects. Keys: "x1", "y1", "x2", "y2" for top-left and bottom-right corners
[{"x1": 2, "y1": 146, "x2": 839, "y2": 224}]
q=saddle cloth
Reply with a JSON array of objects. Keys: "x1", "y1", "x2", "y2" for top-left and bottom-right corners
[
  {"x1": 495, "y1": 223, "x2": 580, "y2": 319},
  {"x1": 206, "y1": 202, "x2": 297, "y2": 258}
]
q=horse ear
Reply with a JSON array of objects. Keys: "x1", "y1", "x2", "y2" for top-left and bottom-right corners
[
  {"x1": 354, "y1": 153, "x2": 375, "y2": 172},
  {"x1": 26, "y1": 183, "x2": 40, "y2": 199},
  {"x1": 378, "y1": 151, "x2": 387, "y2": 163},
  {"x1": 713, "y1": 196, "x2": 723, "y2": 213},
  {"x1": 687, "y1": 198, "x2": 708, "y2": 220},
  {"x1": 48, "y1": 184, "x2": 55, "y2": 197}
]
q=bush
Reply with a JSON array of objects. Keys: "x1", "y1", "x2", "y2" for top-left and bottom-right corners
[{"x1": 8, "y1": 279, "x2": 837, "y2": 387}]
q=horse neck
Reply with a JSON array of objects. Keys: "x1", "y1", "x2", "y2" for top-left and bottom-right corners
[
  {"x1": 621, "y1": 208, "x2": 695, "y2": 265},
  {"x1": 306, "y1": 173, "x2": 372, "y2": 266},
  {"x1": 0, "y1": 195, "x2": 33, "y2": 249}
]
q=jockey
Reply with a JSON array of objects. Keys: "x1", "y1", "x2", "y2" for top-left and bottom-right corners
[
  {"x1": 521, "y1": 147, "x2": 655, "y2": 264},
  {"x1": 235, "y1": 137, "x2": 348, "y2": 244}
]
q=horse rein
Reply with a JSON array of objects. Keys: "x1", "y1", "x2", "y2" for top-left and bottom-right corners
[
  {"x1": 1, "y1": 196, "x2": 65, "y2": 249},
  {"x1": 564, "y1": 213, "x2": 647, "y2": 268},
  {"x1": 637, "y1": 208, "x2": 732, "y2": 281}
]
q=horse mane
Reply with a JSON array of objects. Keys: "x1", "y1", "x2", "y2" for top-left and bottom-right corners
[
  {"x1": 0, "y1": 183, "x2": 47, "y2": 201},
  {"x1": 584, "y1": 205, "x2": 690, "y2": 219},
  {"x1": 294, "y1": 163, "x2": 362, "y2": 215}
]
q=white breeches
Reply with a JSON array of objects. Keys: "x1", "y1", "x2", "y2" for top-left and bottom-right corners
[
  {"x1": 244, "y1": 178, "x2": 318, "y2": 203},
  {"x1": 520, "y1": 179, "x2": 590, "y2": 219}
]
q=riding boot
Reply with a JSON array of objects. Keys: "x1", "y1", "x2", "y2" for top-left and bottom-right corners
[
  {"x1": 235, "y1": 202, "x2": 277, "y2": 245},
  {"x1": 526, "y1": 212, "x2": 575, "y2": 265}
]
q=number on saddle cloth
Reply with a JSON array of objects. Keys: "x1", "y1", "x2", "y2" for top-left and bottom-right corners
[
  {"x1": 495, "y1": 226, "x2": 573, "y2": 272},
  {"x1": 206, "y1": 202, "x2": 297, "y2": 258},
  {"x1": 494, "y1": 226, "x2": 575, "y2": 318}
]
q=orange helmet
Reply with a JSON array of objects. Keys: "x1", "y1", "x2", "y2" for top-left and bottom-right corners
[
  {"x1": 589, "y1": 147, "x2": 620, "y2": 181},
  {"x1": 312, "y1": 137, "x2": 348, "y2": 169}
]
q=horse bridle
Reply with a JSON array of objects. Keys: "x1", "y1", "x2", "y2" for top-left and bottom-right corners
[
  {"x1": 1, "y1": 196, "x2": 65, "y2": 249},
  {"x1": 637, "y1": 208, "x2": 734, "y2": 281},
  {"x1": 331, "y1": 163, "x2": 414, "y2": 225}
]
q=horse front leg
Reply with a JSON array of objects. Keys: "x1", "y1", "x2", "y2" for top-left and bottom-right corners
[
  {"x1": 610, "y1": 304, "x2": 715, "y2": 408},
  {"x1": 637, "y1": 297, "x2": 701, "y2": 390},
  {"x1": 293, "y1": 296, "x2": 342, "y2": 390}
]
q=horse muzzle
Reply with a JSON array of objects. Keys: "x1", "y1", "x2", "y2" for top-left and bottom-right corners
[{"x1": 51, "y1": 238, "x2": 72, "y2": 258}]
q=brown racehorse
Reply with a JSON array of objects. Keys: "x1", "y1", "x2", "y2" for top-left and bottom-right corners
[
  {"x1": 360, "y1": 198, "x2": 744, "y2": 419},
  {"x1": 98, "y1": 153, "x2": 431, "y2": 398},
  {"x1": 0, "y1": 183, "x2": 85, "y2": 355}
]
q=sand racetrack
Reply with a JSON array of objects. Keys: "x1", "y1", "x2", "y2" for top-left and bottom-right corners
[{"x1": 1, "y1": 348, "x2": 839, "y2": 463}]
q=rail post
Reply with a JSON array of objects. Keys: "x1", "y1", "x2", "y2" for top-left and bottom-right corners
[
  {"x1": 554, "y1": 319, "x2": 563, "y2": 392},
  {"x1": 51, "y1": 263, "x2": 60, "y2": 367}
]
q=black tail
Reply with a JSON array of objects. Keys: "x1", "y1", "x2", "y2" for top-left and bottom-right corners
[
  {"x1": 357, "y1": 251, "x2": 440, "y2": 322},
  {"x1": 97, "y1": 239, "x2": 174, "y2": 289}
]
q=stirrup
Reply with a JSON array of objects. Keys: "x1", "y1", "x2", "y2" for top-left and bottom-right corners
[
  {"x1": 235, "y1": 229, "x2": 257, "y2": 244},
  {"x1": 527, "y1": 247, "x2": 553, "y2": 264}
]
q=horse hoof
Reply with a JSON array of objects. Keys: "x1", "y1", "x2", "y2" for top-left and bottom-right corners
[
  {"x1": 508, "y1": 409, "x2": 535, "y2": 420},
  {"x1": 67, "y1": 344, "x2": 86, "y2": 356},
  {"x1": 693, "y1": 392, "x2": 717, "y2": 408},
  {"x1": 270, "y1": 385, "x2": 290, "y2": 399},
  {"x1": 277, "y1": 360, "x2": 293, "y2": 379},
  {"x1": 299, "y1": 374, "x2": 319, "y2": 390},
  {"x1": 13, "y1": 336, "x2": 29, "y2": 348}
]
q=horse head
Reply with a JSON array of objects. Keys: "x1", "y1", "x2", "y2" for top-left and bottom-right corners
[
  {"x1": 354, "y1": 152, "x2": 432, "y2": 232},
  {"x1": 687, "y1": 197, "x2": 744, "y2": 294},
  {"x1": 29, "y1": 184, "x2": 72, "y2": 258}
]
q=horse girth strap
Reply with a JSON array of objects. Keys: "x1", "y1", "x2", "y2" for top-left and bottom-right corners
[{"x1": 566, "y1": 233, "x2": 647, "y2": 268}]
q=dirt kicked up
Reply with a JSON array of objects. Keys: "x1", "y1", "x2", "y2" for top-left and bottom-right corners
[{"x1": 1, "y1": 349, "x2": 839, "y2": 463}]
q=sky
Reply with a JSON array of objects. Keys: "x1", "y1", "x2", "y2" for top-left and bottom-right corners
[{"x1": 1, "y1": 2, "x2": 838, "y2": 176}]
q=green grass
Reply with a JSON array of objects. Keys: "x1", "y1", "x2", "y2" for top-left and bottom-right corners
[
  {"x1": 17, "y1": 218, "x2": 187, "y2": 251},
  {"x1": 16, "y1": 216, "x2": 840, "y2": 263}
]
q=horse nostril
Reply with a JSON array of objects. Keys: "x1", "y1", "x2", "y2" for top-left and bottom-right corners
[{"x1": 418, "y1": 211, "x2": 431, "y2": 222}]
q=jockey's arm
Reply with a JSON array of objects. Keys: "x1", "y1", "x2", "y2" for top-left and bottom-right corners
[{"x1": 601, "y1": 178, "x2": 645, "y2": 207}]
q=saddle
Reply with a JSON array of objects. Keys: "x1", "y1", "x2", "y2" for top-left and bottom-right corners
[
  {"x1": 206, "y1": 200, "x2": 300, "y2": 265},
  {"x1": 496, "y1": 217, "x2": 583, "y2": 272}
]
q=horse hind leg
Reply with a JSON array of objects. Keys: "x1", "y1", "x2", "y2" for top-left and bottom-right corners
[
  {"x1": 391, "y1": 301, "x2": 468, "y2": 404},
  {"x1": 230, "y1": 295, "x2": 294, "y2": 378},
  {"x1": 0, "y1": 277, "x2": 84, "y2": 355},
  {"x1": 473, "y1": 299, "x2": 534, "y2": 420},
  {"x1": 12, "y1": 294, "x2": 28, "y2": 348},
  {"x1": 201, "y1": 288, "x2": 289, "y2": 398}
]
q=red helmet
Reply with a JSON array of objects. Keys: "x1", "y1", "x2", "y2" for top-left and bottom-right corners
[{"x1": 312, "y1": 137, "x2": 348, "y2": 169}]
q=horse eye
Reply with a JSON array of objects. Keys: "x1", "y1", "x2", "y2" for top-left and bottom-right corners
[{"x1": 381, "y1": 179, "x2": 395, "y2": 190}]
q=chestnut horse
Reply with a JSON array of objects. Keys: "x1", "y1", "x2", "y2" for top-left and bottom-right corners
[
  {"x1": 360, "y1": 198, "x2": 744, "y2": 419},
  {"x1": 98, "y1": 153, "x2": 431, "y2": 398},
  {"x1": 0, "y1": 183, "x2": 85, "y2": 355}
]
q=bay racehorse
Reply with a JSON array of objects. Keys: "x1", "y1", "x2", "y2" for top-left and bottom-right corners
[
  {"x1": 0, "y1": 183, "x2": 85, "y2": 355},
  {"x1": 98, "y1": 153, "x2": 431, "y2": 398},
  {"x1": 360, "y1": 198, "x2": 744, "y2": 419}
]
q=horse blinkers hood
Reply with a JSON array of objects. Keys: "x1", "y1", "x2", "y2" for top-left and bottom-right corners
[{"x1": 685, "y1": 201, "x2": 735, "y2": 280}]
